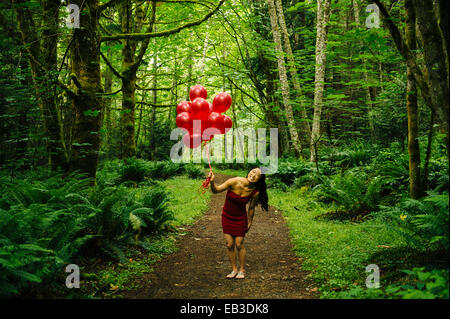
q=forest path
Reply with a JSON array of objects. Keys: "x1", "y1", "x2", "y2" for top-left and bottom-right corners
[{"x1": 124, "y1": 173, "x2": 318, "y2": 299}]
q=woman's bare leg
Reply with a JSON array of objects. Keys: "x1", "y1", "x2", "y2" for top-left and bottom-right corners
[
  {"x1": 224, "y1": 234, "x2": 238, "y2": 276},
  {"x1": 235, "y1": 236, "x2": 246, "y2": 276}
]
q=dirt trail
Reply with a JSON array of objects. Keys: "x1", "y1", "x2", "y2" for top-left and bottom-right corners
[{"x1": 125, "y1": 173, "x2": 318, "y2": 299}]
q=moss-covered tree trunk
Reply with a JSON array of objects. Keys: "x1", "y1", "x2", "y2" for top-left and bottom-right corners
[
  {"x1": 374, "y1": 0, "x2": 449, "y2": 160},
  {"x1": 14, "y1": 0, "x2": 67, "y2": 171},
  {"x1": 413, "y1": 0, "x2": 449, "y2": 159},
  {"x1": 119, "y1": 0, "x2": 152, "y2": 159},
  {"x1": 405, "y1": 0, "x2": 421, "y2": 199},
  {"x1": 69, "y1": 0, "x2": 103, "y2": 181}
]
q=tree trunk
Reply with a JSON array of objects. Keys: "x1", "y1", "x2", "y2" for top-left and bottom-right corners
[
  {"x1": 353, "y1": 0, "x2": 375, "y2": 140},
  {"x1": 149, "y1": 47, "x2": 158, "y2": 160},
  {"x1": 422, "y1": 110, "x2": 435, "y2": 192},
  {"x1": 413, "y1": 0, "x2": 449, "y2": 158},
  {"x1": 274, "y1": 0, "x2": 310, "y2": 148},
  {"x1": 267, "y1": 0, "x2": 302, "y2": 157},
  {"x1": 374, "y1": 0, "x2": 449, "y2": 160},
  {"x1": 69, "y1": 0, "x2": 103, "y2": 182},
  {"x1": 310, "y1": 0, "x2": 331, "y2": 162},
  {"x1": 14, "y1": 0, "x2": 67, "y2": 171},
  {"x1": 405, "y1": 0, "x2": 421, "y2": 199},
  {"x1": 120, "y1": 0, "x2": 137, "y2": 158},
  {"x1": 102, "y1": 45, "x2": 113, "y2": 157}
]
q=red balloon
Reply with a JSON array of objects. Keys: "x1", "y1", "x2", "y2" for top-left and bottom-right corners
[
  {"x1": 190, "y1": 97, "x2": 211, "y2": 121},
  {"x1": 222, "y1": 114, "x2": 232, "y2": 134},
  {"x1": 183, "y1": 132, "x2": 202, "y2": 149},
  {"x1": 176, "y1": 112, "x2": 193, "y2": 131},
  {"x1": 206, "y1": 112, "x2": 222, "y2": 129},
  {"x1": 176, "y1": 101, "x2": 191, "y2": 114},
  {"x1": 212, "y1": 92, "x2": 232, "y2": 113},
  {"x1": 189, "y1": 119, "x2": 205, "y2": 135},
  {"x1": 189, "y1": 85, "x2": 207, "y2": 101}
]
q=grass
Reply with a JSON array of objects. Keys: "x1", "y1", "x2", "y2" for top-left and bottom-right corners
[
  {"x1": 268, "y1": 187, "x2": 409, "y2": 298},
  {"x1": 159, "y1": 176, "x2": 211, "y2": 226}
]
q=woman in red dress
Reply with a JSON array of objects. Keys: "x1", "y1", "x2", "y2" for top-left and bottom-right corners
[{"x1": 207, "y1": 168, "x2": 268, "y2": 279}]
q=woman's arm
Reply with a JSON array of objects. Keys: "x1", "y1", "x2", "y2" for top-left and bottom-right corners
[{"x1": 208, "y1": 172, "x2": 235, "y2": 193}]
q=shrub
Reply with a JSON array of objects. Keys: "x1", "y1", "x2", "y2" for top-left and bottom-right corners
[
  {"x1": 121, "y1": 157, "x2": 149, "y2": 183},
  {"x1": 185, "y1": 165, "x2": 205, "y2": 179},
  {"x1": 0, "y1": 168, "x2": 175, "y2": 296},
  {"x1": 322, "y1": 142, "x2": 376, "y2": 169},
  {"x1": 313, "y1": 168, "x2": 385, "y2": 218},
  {"x1": 147, "y1": 161, "x2": 185, "y2": 180},
  {"x1": 375, "y1": 192, "x2": 449, "y2": 251},
  {"x1": 386, "y1": 267, "x2": 449, "y2": 299},
  {"x1": 0, "y1": 169, "x2": 95, "y2": 296}
]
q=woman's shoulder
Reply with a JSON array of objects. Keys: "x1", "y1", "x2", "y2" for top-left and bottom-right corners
[
  {"x1": 224, "y1": 176, "x2": 241, "y2": 188},
  {"x1": 227, "y1": 176, "x2": 246, "y2": 184}
]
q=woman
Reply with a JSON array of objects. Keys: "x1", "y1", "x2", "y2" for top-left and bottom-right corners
[{"x1": 207, "y1": 168, "x2": 268, "y2": 279}]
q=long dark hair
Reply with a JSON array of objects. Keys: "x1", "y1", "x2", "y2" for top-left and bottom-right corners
[{"x1": 247, "y1": 168, "x2": 269, "y2": 211}]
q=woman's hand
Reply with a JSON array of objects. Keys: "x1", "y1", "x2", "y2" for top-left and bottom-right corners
[
  {"x1": 247, "y1": 221, "x2": 252, "y2": 232},
  {"x1": 207, "y1": 171, "x2": 215, "y2": 182}
]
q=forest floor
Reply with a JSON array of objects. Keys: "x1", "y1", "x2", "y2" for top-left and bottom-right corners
[{"x1": 123, "y1": 173, "x2": 318, "y2": 299}]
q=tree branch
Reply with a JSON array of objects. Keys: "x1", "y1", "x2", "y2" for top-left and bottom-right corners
[
  {"x1": 98, "y1": 0, "x2": 121, "y2": 12},
  {"x1": 100, "y1": 50, "x2": 125, "y2": 80},
  {"x1": 101, "y1": 0, "x2": 225, "y2": 42},
  {"x1": 136, "y1": 101, "x2": 176, "y2": 107}
]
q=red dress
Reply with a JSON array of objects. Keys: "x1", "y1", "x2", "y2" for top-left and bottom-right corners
[{"x1": 222, "y1": 189, "x2": 258, "y2": 237}]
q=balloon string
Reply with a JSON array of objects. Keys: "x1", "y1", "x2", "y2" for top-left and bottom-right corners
[{"x1": 201, "y1": 141, "x2": 212, "y2": 193}]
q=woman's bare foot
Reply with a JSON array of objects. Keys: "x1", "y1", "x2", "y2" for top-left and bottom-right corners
[
  {"x1": 226, "y1": 270, "x2": 238, "y2": 279},
  {"x1": 236, "y1": 271, "x2": 245, "y2": 279}
]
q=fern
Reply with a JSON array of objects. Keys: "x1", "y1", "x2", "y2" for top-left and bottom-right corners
[
  {"x1": 375, "y1": 192, "x2": 449, "y2": 251},
  {"x1": 314, "y1": 169, "x2": 385, "y2": 217}
]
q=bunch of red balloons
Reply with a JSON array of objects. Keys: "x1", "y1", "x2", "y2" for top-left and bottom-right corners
[{"x1": 176, "y1": 85, "x2": 233, "y2": 148}]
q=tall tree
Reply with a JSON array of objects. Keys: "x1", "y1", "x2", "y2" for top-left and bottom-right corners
[
  {"x1": 13, "y1": 0, "x2": 67, "y2": 170},
  {"x1": 372, "y1": 0, "x2": 449, "y2": 160},
  {"x1": 274, "y1": 0, "x2": 311, "y2": 147},
  {"x1": 352, "y1": 0, "x2": 375, "y2": 140},
  {"x1": 68, "y1": 0, "x2": 104, "y2": 181},
  {"x1": 310, "y1": 0, "x2": 331, "y2": 162},
  {"x1": 405, "y1": 0, "x2": 420, "y2": 199},
  {"x1": 267, "y1": 0, "x2": 302, "y2": 157}
]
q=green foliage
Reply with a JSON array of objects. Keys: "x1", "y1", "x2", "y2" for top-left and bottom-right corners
[
  {"x1": 0, "y1": 243, "x2": 56, "y2": 296},
  {"x1": 386, "y1": 268, "x2": 449, "y2": 299},
  {"x1": 146, "y1": 161, "x2": 185, "y2": 180},
  {"x1": 0, "y1": 169, "x2": 95, "y2": 296},
  {"x1": 0, "y1": 167, "x2": 175, "y2": 296},
  {"x1": 314, "y1": 168, "x2": 385, "y2": 218},
  {"x1": 375, "y1": 192, "x2": 449, "y2": 251},
  {"x1": 268, "y1": 187, "x2": 407, "y2": 299},
  {"x1": 184, "y1": 164, "x2": 205, "y2": 179},
  {"x1": 369, "y1": 143, "x2": 410, "y2": 193},
  {"x1": 121, "y1": 157, "x2": 149, "y2": 183},
  {"x1": 267, "y1": 158, "x2": 331, "y2": 190},
  {"x1": 322, "y1": 142, "x2": 377, "y2": 170}
]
